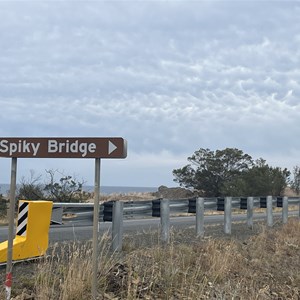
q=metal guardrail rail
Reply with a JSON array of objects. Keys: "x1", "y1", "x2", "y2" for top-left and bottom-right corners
[{"x1": 51, "y1": 196, "x2": 300, "y2": 225}]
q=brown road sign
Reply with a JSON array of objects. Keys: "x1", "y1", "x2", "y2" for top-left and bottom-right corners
[{"x1": 0, "y1": 137, "x2": 127, "y2": 159}]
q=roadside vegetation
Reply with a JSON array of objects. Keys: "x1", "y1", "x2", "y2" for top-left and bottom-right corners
[
  {"x1": 0, "y1": 169, "x2": 91, "y2": 225},
  {"x1": 0, "y1": 218, "x2": 299, "y2": 299},
  {"x1": 16, "y1": 169, "x2": 89, "y2": 203}
]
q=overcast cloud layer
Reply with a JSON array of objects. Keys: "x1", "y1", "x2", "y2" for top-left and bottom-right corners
[{"x1": 0, "y1": 1, "x2": 300, "y2": 187}]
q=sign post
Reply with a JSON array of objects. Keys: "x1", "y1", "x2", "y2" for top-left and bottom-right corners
[
  {"x1": 0, "y1": 137, "x2": 127, "y2": 299},
  {"x1": 5, "y1": 158, "x2": 17, "y2": 300},
  {"x1": 92, "y1": 158, "x2": 101, "y2": 299}
]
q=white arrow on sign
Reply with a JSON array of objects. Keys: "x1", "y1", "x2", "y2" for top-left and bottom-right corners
[{"x1": 108, "y1": 141, "x2": 117, "y2": 155}]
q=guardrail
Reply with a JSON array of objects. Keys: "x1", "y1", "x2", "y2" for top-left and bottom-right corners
[
  {"x1": 52, "y1": 196, "x2": 300, "y2": 223},
  {"x1": 52, "y1": 196, "x2": 300, "y2": 251}
]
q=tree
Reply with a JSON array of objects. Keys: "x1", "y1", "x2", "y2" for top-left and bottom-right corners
[
  {"x1": 173, "y1": 148, "x2": 253, "y2": 197},
  {"x1": 44, "y1": 169, "x2": 86, "y2": 203},
  {"x1": 173, "y1": 149, "x2": 290, "y2": 197},
  {"x1": 241, "y1": 159, "x2": 290, "y2": 196},
  {"x1": 17, "y1": 170, "x2": 46, "y2": 200},
  {"x1": 290, "y1": 166, "x2": 300, "y2": 195}
]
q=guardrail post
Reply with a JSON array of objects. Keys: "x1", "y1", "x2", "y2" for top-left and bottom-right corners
[
  {"x1": 267, "y1": 195, "x2": 273, "y2": 227},
  {"x1": 152, "y1": 199, "x2": 161, "y2": 217},
  {"x1": 247, "y1": 197, "x2": 254, "y2": 229},
  {"x1": 196, "y1": 197, "x2": 204, "y2": 237},
  {"x1": 224, "y1": 197, "x2": 232, "y2": 234},
  {"x1": 112, "y1": 201, "x2": 124, "y2": 252},
  {"x1": 282, "y1": 196, "x2": 288, "y2": 224},
  {"x1": 260, "y1": 197, "x2": 267, "y2": 208},
  {"x1": 217, "y1": 197, "x2": 225, "y2": 211},
  {"x1": 160, "y1": 199, "x2": 170, "y2": 244},
  {"x1": 103, "y1": 201, "x2": 113, "y2": 222}
]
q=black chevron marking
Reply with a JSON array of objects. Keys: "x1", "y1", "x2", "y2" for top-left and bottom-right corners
[
  {"x1": 17, "y1": 211, "x2": 28, "y2": 227},
  {"x1": 17, "y1": 225, "x2": 27, "y2": 236}
]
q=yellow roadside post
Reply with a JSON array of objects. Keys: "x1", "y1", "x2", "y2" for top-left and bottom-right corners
[{"x1": 0, "y1": 200, "x2": 53, "y2": 263}]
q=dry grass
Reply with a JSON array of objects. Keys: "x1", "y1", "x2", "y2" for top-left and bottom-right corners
[{"x1": 0, "y1": 218, "x2": 299, "y2": 299}]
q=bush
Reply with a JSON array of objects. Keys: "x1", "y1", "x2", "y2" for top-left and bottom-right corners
[
  {"x1": 44, "y1": 169, "x2": 88, "y2": 203},
  {"x1": 0, "y1": 194, "x2": 7, "y2": 217},
  {"x1": 16, "y1": 169, "x2": 89, "y2": 203},
  {"x1": 17, "y1": 171, "x2": 46, "y2": 201}
]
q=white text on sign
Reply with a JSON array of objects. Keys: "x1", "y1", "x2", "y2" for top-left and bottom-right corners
[
  {"x1": 48, "y1": 140, "x2": 96, "y2": 157},
  {"x1": 0, "y1": 139, "x2": 97, "y2": 157},
  {"x1": 0, "y1": 140, "x2": 40, "y2": 156}
]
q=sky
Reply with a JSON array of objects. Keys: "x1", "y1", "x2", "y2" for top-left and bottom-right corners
[{"x1": 0, "y1": 0, "x2": 300, "y2": 188}]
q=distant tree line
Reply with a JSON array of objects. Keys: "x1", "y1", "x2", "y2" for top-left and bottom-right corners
[{"x1": 173, "y1": 148, "x2": 300, "y2": 197}]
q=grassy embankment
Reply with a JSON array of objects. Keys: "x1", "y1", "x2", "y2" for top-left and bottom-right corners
[{"x1": 0, "y1": 217, "x2": 299, "y2": 299}]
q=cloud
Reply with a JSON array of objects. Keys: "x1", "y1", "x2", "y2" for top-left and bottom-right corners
[{"x1": 0, "y1": 1, "x2": 300, "y2": 186}]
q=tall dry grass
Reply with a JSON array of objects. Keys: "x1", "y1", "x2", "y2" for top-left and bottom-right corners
[{"x1": 1, "y1": 218, "x2": 299, "y2": 299}]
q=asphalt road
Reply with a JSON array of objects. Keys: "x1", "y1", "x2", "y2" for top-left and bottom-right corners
[{"x1": 1, "y1": 211, "x2": 298, "y2": 243}]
